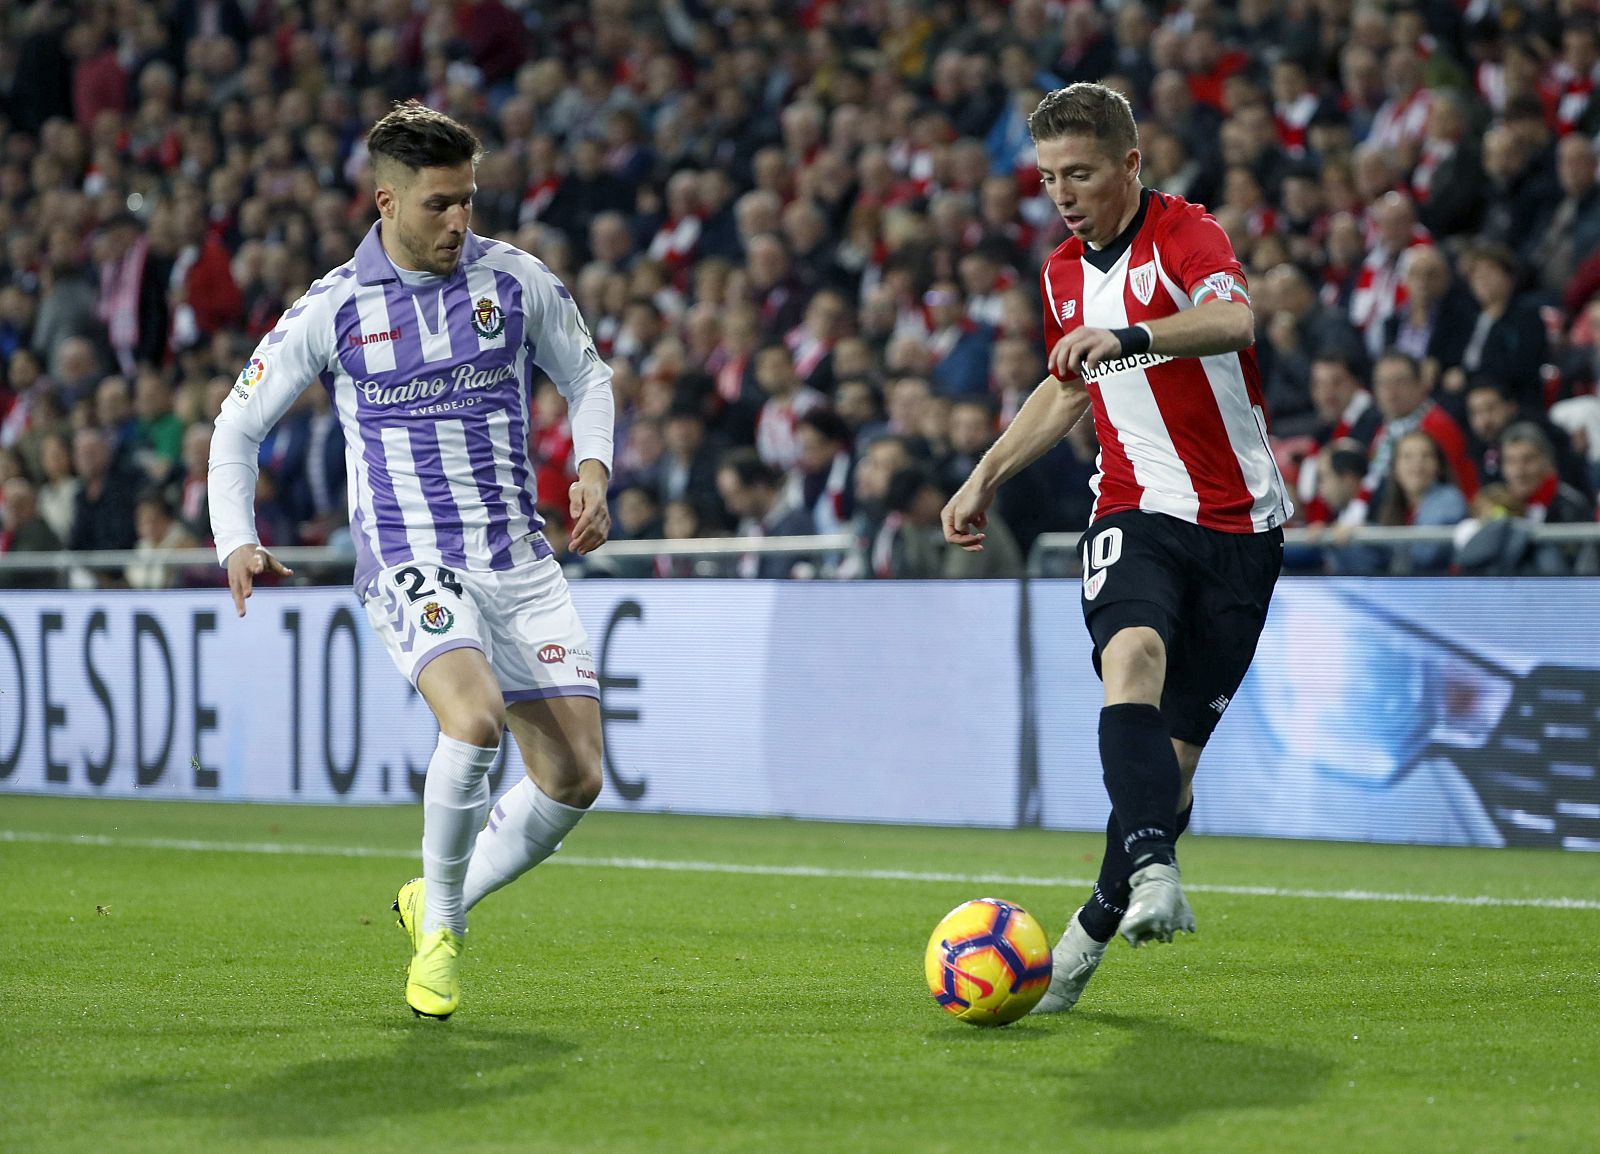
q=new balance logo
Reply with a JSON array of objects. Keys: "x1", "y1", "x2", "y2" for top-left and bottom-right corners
[
  {"x1": 1060, "y1": 299, "x2": 1076, "y2": 321},
  {"x1": 1210, "y1": 695, "x2": 1231, "y2": 715}
]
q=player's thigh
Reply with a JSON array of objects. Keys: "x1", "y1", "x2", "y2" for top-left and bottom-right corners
[
  {"x1": 1160, "y1": 528, "x2": 1283, "y2": 747},
  {"x1": 1080, "y1": 512, "x2": 1185, "y2": 702},
  {"x1": 418, "y1": 648, "x2": 506, "y2": 747},
  {"x1": 364, "y1": 561, "x2": 504, "y2": 745},
  {"x1": 505, "y1": 694, "x2": 603, "y2": 807},
  {"x1": 481, "y1": 556, "x2": 602, "y2": 800}
]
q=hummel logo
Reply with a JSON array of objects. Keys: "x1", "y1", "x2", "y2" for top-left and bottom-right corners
[
  {"x1": 1060, "y1": 300, "x2": 1077, "y2": 321},
  {"x1": 1210, "y1": 695, "x2": 1231, "y2": 715}
]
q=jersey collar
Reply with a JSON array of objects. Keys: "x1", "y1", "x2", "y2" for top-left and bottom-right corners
[
  {"x1": 1081, "y1": 188, "x2": 1152, "y2": 274},
  {"x1": 353, "y1": 223, "x2": 488, "y2": 284}
]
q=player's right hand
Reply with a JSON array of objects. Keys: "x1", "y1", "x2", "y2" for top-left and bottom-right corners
[
  {"x1": 942, "y1": 477, "x2": 994, "y2": 552},
  {"x1": 226, "y1": 544, "x2": 294, "y2": 618}
]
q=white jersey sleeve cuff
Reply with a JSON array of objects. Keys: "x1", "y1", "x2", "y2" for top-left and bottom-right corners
[{"x1": 208, "y1": 421, "x2": 264, "y2": 565}]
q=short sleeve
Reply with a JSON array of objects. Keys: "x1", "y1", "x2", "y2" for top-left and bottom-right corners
[
  {"x1": 1040, "y1": 259, "x2": 1064, "y2": 352},
  {"x1": 1161, "y1": 207, "x2": 1251, "y2": 308}
]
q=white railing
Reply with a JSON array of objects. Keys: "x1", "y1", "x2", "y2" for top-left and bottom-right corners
[
  {"x1": 0, "y1": 534, "x2": 858, "y2": 580},
  {"x1": 0, "y1": 525, "x2": 1596, "y2": 582}
]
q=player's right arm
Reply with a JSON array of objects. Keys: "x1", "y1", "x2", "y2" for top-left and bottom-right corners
[
  {"x1": 942, "y1": 374, "x2": 1091, "y2": 550},
  {"x1": 208, "y1": 286, "x2": 339, "y2": 615}
]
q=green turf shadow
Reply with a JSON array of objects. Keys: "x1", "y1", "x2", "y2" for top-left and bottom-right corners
[
  {"x1": 1054, "y1": 1012, "x2": 1335, "y2": 1129},
  {"x1": 109, "y1": 1024, "x2": 573, "y2": 1138}
]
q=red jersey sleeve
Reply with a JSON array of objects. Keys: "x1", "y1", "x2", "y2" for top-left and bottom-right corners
[
  {"x1": 1040, "y1": 259, "x2": 1064, "y2": 351},
  {"x1": 1157, "y1": 201, "x2": 1251, "y2": 307}
]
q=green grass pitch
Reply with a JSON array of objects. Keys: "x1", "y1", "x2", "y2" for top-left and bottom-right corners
[{"x1": 5, "y1": 795, "x2": 1599, "y2": 1154}]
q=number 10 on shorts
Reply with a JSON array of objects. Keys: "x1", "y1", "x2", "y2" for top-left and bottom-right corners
[{"x1": 1081, "y1": 526, "x2": 1122, "y2": 602}]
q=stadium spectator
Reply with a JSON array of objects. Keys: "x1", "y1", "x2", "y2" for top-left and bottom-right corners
[
  {"x1": 1256, "y1": 262, "x2": 1363, "y2": 435},
  {"x1": 753, "y1": 342, "x2": 825, "y2": 472},
  {"x1": 67, "y1": 426, "x2": 138, "y2": 561},
  {"x1": 125, "y1": 489, "x2": 197, "y2": 589},
  {"x1": 0, "y1": 475, "x2": 62, "y2": 588},
  {"x1": 1359, "y1": 351, "x2": 1479, "y2": 520},
  {"x1": 1457, "y1": 423, "x2": 1597, "y2": 576},
  {"x1": 1529, "y1": 135, "x2": 1600, "y2": 299},
  {"x1": 34, "y1": 431, "x2": 78, "y2": 545},
  {"x1": 716, "y1": 448, "x2": 815, "y2": 579},
  {"x1": 1455, "y1": 243, "x2": 1549, "y2": 411},
  {"x1": 1381, "y1": 247, "x2": 1476, "y2": 391},
  {"x1": 1369, "y1": 430, "x2": 1469, "y2": 575},
  {"x1": 785, "y1": 407, "x2": 853, "y2": 536}
]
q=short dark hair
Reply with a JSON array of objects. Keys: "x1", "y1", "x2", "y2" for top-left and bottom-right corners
[
  {"x1": 367, "y1": 100, "x2": 483, "y2": 175},
  {"x1": 1028, "y1": 83, "x2": 1139, "y2": 154},
  {"x1": 798, "y1": 406, "x2": 851, "y2": 448},
  {"x1": 719, "y1": 447, "x2": 779, "y2": 490},
  {"x1": 1375, "y1": 349, "x2": 1422, "y2": 381}
]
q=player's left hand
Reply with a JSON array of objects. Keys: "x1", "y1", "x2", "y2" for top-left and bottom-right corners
[
  {"x1": 568, "y1": 463, "x2": 611, "y2": 555},
  {"x1": 1049, "y1": 327, "x2": 1123, "y2": 380}
]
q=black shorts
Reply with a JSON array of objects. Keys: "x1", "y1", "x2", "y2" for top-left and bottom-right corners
[{"x1": 1080, "y1": 510, "x2": 1283, "y2": 746}]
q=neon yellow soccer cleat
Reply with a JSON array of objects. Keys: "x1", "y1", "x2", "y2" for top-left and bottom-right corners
[
  {"x1": 406, "y1": 927, "x2": 464, "y2": 1020},
  {"x1": 393, "y1": 877, "x2": 425, "y2": 952}
]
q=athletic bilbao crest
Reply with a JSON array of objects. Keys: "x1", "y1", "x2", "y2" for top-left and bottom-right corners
[
  {"x1": 1129, "y1": 261, "x2": 1157, "y2": 305},
  {"x1": 1204, "y1": 272, "x2": 1239, "y2": 302},
  {"x1": 419, "y1": 601, "x2": 455, "y2": 635},
  {"x1": 471, "y1": 296, "x2": 505, "y2": 338}
]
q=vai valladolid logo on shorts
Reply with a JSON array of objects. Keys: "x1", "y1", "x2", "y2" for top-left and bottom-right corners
[
  {"x1": 419, "y1": 600, "x2": 455, "y2": 634},
  {"x1": 471, "y1": 296, "x2": 505, "y2": 338}
]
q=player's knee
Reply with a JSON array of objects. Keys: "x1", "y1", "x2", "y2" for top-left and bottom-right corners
[
  {"x1": 441, "y1": 705, "x2": 506, "y2": 750},
  {"x1": 530, "y1": 731, "x2": 603, "y2": 808},
  {"x1": 1102, "y1": 626, "x2": 1166, "y2": 698}
]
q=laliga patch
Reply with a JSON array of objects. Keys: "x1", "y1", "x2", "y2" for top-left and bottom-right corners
[
  {"x1": 231, "y1": 355, "x2": 268, "y2": 401},
  {"x1": 1129, "y1": 261, "x2": 1157, "y2": 305},
  {"x1": 419, "y1": 601, "x2": 455, "y2": 635},
  {"x1": 1084, "y1": 568, "x2": 1108, "y2": 601}
]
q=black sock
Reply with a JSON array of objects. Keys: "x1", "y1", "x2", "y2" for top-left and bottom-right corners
[
  {"x1": 1099, "y1": 703, "x2": 1181, "y2": 869},
  {"x1": 1077, "y1": 811, "x2": 1131, "y2": 943},
  {"x1": 1077, "y1": 800, "x2": 1196, "y2": 944}
]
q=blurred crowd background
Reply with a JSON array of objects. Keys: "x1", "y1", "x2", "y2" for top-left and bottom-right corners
[{"x1": 1, "y1": 0, "x2": 1598, "y2": 587}]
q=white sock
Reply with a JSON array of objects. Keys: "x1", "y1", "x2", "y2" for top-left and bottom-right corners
[
  {"x1": 421, "y1": 734, "x2": 500, "y2": 935},
  {"x1": 463, "y1": 776, "x2": 589, "y2": 911}
]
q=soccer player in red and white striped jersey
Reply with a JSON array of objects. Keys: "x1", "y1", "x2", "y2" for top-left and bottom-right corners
[{"x1": 943, "y1": 83, "x2": 1290, "y2": 1015}]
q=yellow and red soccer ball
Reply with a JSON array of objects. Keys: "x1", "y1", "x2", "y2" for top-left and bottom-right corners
[{"x1": 924, "y1": 898, "x2": 1052, "y2": 1026}]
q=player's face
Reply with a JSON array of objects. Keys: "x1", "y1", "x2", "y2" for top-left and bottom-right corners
[
  {"x1": 1035, "y1": 133, "x2": 1141, "y2": 247},
  {"x1": 379, "y1": 162, "x2": 476, "y2": 276}
]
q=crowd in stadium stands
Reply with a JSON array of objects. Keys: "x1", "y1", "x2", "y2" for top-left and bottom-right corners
[{"x1": 1, "y1": 0, "x2": 1599, "y2": 588}]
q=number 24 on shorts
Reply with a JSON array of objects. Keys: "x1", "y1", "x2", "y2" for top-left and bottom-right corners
[
  {"x1": 1081, "y1": 526, "x2": 1122, "y2": 602},
  {"x1": 393, "y1": 565, "x2": 463, "y2": 603}
]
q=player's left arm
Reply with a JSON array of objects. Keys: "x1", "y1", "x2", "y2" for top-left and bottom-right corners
[{"x1": 524, "y1": 259, "x2": 615, "y2": 555}]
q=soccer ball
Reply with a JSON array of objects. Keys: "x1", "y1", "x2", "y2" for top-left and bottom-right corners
[{"x1": 924, "y1": 898, "x2": 1052, "y2": 1026}]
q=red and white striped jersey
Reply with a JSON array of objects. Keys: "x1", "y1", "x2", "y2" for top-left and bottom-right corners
[{"x1": 1040, "y1": 190, "x2": 1292, "y2": 534}]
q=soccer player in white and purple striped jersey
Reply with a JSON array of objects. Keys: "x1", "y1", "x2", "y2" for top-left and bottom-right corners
[{"x1": 208, "y1": 102, "x2": 614, "y2": 1020}]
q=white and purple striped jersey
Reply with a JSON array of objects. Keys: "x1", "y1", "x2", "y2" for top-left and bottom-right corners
[{"x1": 210, "y1": 224, "x2": 614, "y2": 592}]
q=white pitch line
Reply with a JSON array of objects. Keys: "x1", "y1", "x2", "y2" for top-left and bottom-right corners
[{"x1": 5, "y1": 829, "x2": 1600, "y2": 911}]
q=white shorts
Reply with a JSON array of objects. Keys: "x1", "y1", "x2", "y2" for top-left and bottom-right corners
[{"x1": 363, "y1": 556, "x2": 599, "y2": 704}]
